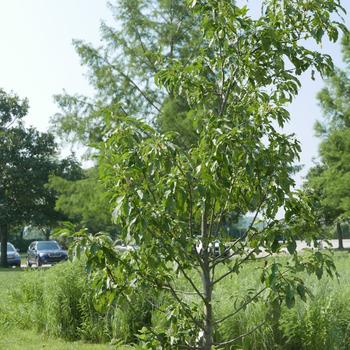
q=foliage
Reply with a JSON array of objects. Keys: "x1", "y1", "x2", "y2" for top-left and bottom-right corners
[
  {"x1": 155, "y1": 96, "x2": 200, "y2": 149},
  {"x1": 65, "y1": 1, "x2": 347, "y2": 349},
  {"x1": 0, "y1": 89, "x2": 54, "y2": 266},
  {"x1": 31, "y1": 155, "x2": 84, "y2": 235},
  {"x1": 0, "y1": 88, "x2": 85, "y2": 266},
  {"x1": 1, "y1": 260, "x2": 156, "y2": 345},
  {"x1": 305, "y1": 33, "x2": 350, "y2": 246},
  {"x1": 50, "y1": 0, "x2": 219, "y2": 238},
  {"x1": 51, "y1": 0, "x2": 203, "y2": 148},
  {"x1": 48, "y1": 167, "x2": 116, "y2": 235}
]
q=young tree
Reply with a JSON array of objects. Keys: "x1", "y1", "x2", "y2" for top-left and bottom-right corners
[
  {"x1": 306, "y1": 33, "x2": 350, "y2": 249},
  {"x1": 68, "y1": 1, "x2": 346, "y2": 348}
]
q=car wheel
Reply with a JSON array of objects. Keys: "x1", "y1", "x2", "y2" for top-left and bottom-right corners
[
  {"x1": 36, "y1": 258, "x2": 42, "y2": 267},
  {"x1": 27, "y1": 259, "x2": 32, "y2": 268}
]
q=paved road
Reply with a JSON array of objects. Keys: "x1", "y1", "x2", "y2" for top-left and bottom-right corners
[{"x1": 295, "y1": 239, "x2": 350, "y2": 250}]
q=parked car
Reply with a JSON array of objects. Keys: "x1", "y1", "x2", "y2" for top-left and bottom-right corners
[
  {"x1": 114, "y1": 239, "x2": 139, "y2": 253},
  {"x1": 195, "y1": 239, "x2": 231, "y2": 258},
  {"x1": 27, "y1": 240, "x2": 68, "y2": 267},
  {"x1": 0, "y1": 242, "x2": 21, "y2": 267}
]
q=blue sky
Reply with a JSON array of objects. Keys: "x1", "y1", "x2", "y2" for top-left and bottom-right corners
[{"x1": 0, "y1": 0, "x2": 349, "y2": 187}]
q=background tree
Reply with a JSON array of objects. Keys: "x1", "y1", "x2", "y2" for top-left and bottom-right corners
[
  {"x1": 305, "y1": 33, "x2": 350, "y2": 249},
  {"x1": 48, "y1": 166, "x2": 116, "y2": 235},
  {"x1": 30, "y1": 156, "x2": 84, "y2": 240},
  {"x1": 0, "y1": 89, "x2": 77, "y2": 267},
  {"x1": 51, "y1": 0, "x2": 204, "y2": 149},
  {"x1": 68, "y1": 1, "x2": 346, "y2": 349}
]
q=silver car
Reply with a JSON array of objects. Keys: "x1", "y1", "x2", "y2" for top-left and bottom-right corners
[{"x1": 0, "y1": 242, "x2": 21, "y2": 267}]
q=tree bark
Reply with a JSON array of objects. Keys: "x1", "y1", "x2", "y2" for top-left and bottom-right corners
[
  {"x1": 44, "y1": 227, "x2": 51, "y2": 240},
  {"x1": 202, "y1": 260, "x2": 213, "y2": 350},
  {"x1": 337, "y1": 222, "x2": 344, "y2": 250},
  {"x1": 201, "y1": 204, "x2": 213, "y2": 350},
  {"x1": 0, "y1": 223, "x2": 8, "y2": 267}
]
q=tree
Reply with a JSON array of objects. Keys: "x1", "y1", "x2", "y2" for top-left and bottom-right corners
[
  {"x1": 27, "y1": 155, "x2": 85, "y2": 240},
  {"x1": 67, "y1": 1, "x2": 346, "y2": 349},
  {"x1": 48, "y1": 166, "x2": 116, "y2": 235},
  {"x1": 306, "y1": 33, "x2": 350, "y2": 249},
  {"x1": 51, "y1": 0, "x2": 203, "y2": 148},
  {"x1": 0, "y1": 89, "x2": 62, "y2": 267}
]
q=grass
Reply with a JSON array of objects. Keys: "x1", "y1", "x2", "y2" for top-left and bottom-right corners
[
  {"x1": 0, "y1": 329, "x2": 117, "y2": 350},
  {"x1": 2, "y1": 252, "x2": 350, "y2": 349},
  {"x1": 0, "y1": 268, "x2": 131, "y2": 350}
]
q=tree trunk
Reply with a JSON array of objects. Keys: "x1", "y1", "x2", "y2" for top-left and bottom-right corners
[
  {"x1": 337, "y1": 222, "x2": 344, "y2": 250},
  {"x1": 44, "y1": 227, "x2": 51, "y2": 240},
  {"x1": 0, "y1": 223, "x2": 8, "y2": 267},
  {"x1": 202, "y1": 260, "x2": 213, "y2": 350},
  {"x1": 200, "y1": 204, "x2": 213, "y2": 350}
]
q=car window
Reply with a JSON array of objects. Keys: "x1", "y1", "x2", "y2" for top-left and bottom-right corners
[
  {"x1": 7, "y1": 243, "x2": 15, "y2": 252},
  {"x1": 37, "y1": 241, "x2": 60, "y2": 251},
  {"x1": 0, "y1": 243, "x2": 15, "y2": 252}
]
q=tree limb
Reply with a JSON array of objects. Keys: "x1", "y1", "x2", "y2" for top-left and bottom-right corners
[
  {"x1": 214, "y1": 287, "x2": 267, "y2": 325},
  {"x1": 214, "y1": 321, "x2": 266, "y2": 347}
]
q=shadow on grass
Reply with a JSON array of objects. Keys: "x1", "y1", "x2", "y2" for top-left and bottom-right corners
[{"x1": 0, "y1": 267, "x2": 23, "y2": 273}]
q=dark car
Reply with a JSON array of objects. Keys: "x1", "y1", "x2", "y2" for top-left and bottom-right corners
[
  {"x1": 27, "y1": 240, "x2": 68, "y2": 267},
  {"x1": 0, "y1": 242, "x2": 21, "y2": 267}
]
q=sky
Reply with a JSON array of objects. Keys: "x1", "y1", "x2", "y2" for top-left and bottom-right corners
[{"x1": 0, "y1": 0, "x2": 349, "y2": 187}]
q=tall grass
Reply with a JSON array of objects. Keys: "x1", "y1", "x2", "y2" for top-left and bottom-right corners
[
  {"x1": 4, "y1": 260, "x2": 154, "y2": 344},
  {"x1": 3, "y1": 253, "x2": 350, "y2": 349}
]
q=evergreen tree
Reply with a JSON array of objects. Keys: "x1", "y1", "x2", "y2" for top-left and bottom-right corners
[{"x1": 51, "y1": 0, "x2": 202, "y2": 148}]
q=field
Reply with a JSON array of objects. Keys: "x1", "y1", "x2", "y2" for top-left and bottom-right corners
[{"x1": 1, "y1": 252, "x2": 350, "y2": 349}]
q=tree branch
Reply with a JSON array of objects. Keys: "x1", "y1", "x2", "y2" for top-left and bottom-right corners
[
  {"x1": 163, "y1": 281, "x2": 205, "y2": 331},
  {"x1": 214, "y1": 287, "x2": 267, "y2": 325},
  {"x1": 210, "y1": 194, "x2": 266, "y2": 268},
  {"x1": 215, "y1": 321, "x2": 266, "y2": 347},
  {"x1": 100, "y1": 55, "x2": 162, "y2": 113},
  {"x1": 173, "y1": 256, "x2": 206, "y2": 303}
]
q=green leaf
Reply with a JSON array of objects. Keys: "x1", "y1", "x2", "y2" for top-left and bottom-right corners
[
  {"x1": 285, "y1": 285, "x2": 295, "y2": 309},
  {"x1": 296, "y1": 283, "x2": 307, "y2": 302},
  {"x1": 287, "y1": 240, "x2": 297, "y2": 254}
]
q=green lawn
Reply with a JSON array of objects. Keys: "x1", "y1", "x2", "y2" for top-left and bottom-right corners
[
  {"x1": 0, "y1": 268, "x2": 130, "y2": 350},
  {"x1": 0, "y1": 329, "x2": 117, "y2": 350}
]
